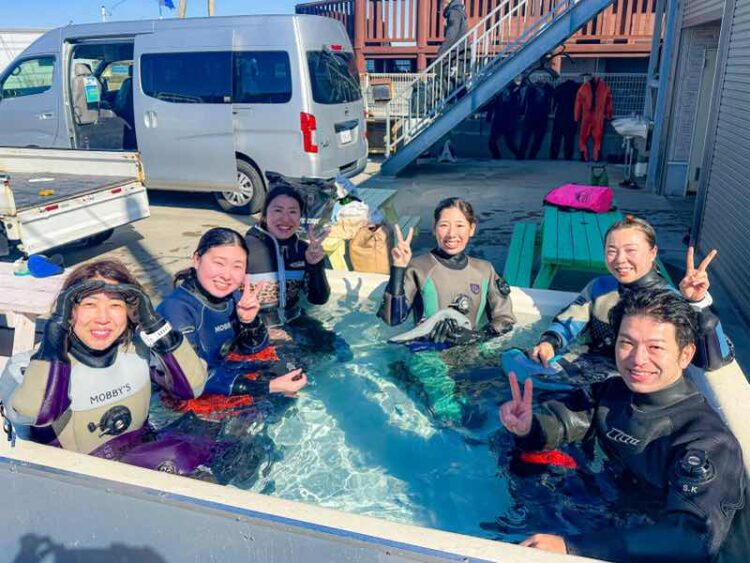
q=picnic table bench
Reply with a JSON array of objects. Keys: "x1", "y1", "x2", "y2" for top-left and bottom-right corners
[
  {"x1": 503, "y1": 206, "x2": 674, "y2": 289},
  {"x1": 322, "y1": 187, "x2": 421, "y2": 271},
  {"x1": 0, "y1": 263, "x2": 68, "y2": 371}
]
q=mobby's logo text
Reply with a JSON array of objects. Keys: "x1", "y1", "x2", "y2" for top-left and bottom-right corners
[{"x1": 90, "y1": 383, "x2": 133, "y2": 406}]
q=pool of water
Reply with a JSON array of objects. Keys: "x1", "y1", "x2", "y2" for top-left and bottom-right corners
[{"x1": 148, "y1": 296, "x2": 655, "y2": 542}]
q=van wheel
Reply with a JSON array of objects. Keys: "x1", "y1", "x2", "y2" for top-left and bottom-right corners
[{"x1": 214, "y1": 160, "x2": 266, "y2": 215}]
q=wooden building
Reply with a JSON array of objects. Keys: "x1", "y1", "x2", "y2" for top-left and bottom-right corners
[{"x1": 296, "y1": 0, "x2": 656, "y2": 73}]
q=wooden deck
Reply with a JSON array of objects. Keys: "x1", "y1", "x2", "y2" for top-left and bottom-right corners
[{"x1": 296, "y1": 0, "x2": 656, "y2": 71}]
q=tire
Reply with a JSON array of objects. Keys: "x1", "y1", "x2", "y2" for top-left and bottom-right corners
[
  {"x1": 213, "y1": 159, "x2": 266, "y2": 215},
  {"x1": 82, "y1": 228, "x2": 115, "y2": 248}
]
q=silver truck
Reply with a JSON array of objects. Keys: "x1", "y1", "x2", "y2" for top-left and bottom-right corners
[{"x1": 0, "y1": 147, "x2": 149, "y2": 256}]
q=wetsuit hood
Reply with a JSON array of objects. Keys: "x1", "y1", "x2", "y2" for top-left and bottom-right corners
[
  {"x1": 619, "y1": 267, "x2": 666, "y2": 293},
  {"x1": 431, "y1": 247, "x2": 468, "y2": 270},
  {"x1": 631, "y1": 375, "x2": 697, "y2": 410},
  {"x1": 179, "y1": 271, "x2": 233, "y2": 309},
  {"x1": 69, "y1": 331, "x2": 122, "y2": 368}
]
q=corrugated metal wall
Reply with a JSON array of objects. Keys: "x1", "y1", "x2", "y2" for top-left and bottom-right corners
[
  {"x1": 684, "y1": 0, "x2": 724, "y2": 27},
  {"x1": 698, "y1": 0, "x2": 750, "y2": 316}
]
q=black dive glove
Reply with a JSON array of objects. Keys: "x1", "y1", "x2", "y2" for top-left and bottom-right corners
[
  {"x1": 428, "y1": 318, "x2": 479, "y2": 346},
  {"x1": 116, "y1": 284, "x2": 181, "y2": 352},
  {"x1": 34, "y1": 280, "x2": 106, "y2": 363}
]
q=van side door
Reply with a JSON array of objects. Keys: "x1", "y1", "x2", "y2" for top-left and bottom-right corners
[
  {"x1": 134, "y1": 30, "x2": 237, "y2": 192},
  {"x1": 0, "y1": 56, "x2": 60, "y2": 148}
]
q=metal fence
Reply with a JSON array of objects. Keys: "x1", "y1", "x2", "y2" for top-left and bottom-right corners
[{"x1": 364, "y1": 72, "x2": 648, "y2": 120}]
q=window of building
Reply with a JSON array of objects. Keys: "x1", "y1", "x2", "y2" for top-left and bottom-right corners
[
  {"x1": 141, "y1": 52, "x2": 231, "y2": 103},
  {"x1": 1, "y1": 56, "x2": 55, "y2": 99},
  {"x1": 233, "y1": 51, "x2": 292, "y2": 104}
]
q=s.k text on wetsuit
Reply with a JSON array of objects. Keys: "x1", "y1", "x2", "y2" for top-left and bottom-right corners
[{"x1": 516, "y1": 375, "x2": 745, "y2": 561}]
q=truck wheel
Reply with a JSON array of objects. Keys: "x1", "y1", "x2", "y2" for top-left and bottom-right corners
[
  {"x1": 213, "y1": 160, "x2": 266, "y2": 215},
  {"x1": 82, "y1": 228, "x2": 115, "y2": 247}
]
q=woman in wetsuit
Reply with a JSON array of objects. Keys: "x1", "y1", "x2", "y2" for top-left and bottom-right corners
[
  {"x1": 157, "y1": 227, "x2": 308, "y2": 398},
  {"x1": 244, "y1": 181, "x2": 330, "y2": 329},
  {"x1": 378, "y1": 197, "x2": 516, "y2": 426},
  {"x1": 528, "y1": 215, "x2": 733, "y2": 371},
  {"x1": 0, "y1": 260, "x2": 209, "y2": 474},
  {"x1": 379, "y1": 197, "x2": 515, "y2": 341}
]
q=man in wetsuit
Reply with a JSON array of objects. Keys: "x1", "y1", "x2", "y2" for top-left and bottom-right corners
[{"x1": 500, "y1": 288, "x2": 745, "y2": 561}]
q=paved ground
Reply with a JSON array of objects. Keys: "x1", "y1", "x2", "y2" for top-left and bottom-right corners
[{"x1": 40, "y1": 156, "x2": 750, "y2": 373}]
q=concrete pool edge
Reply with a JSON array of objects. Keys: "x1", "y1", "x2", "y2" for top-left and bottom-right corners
[{"x1": 0, "y1": 270, "x2": 746, "y2": 561}]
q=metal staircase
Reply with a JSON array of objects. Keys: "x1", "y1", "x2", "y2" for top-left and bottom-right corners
[{"x1": 382, "y1": 0, "x2": 615, "y2": 176}]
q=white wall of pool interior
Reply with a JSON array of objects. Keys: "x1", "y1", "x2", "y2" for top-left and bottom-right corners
[{"x1": 0, "y1": 270, "x2": 747, "y2": 562}]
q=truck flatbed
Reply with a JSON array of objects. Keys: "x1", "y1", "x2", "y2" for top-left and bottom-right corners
[{"x1": 9, "y1": 172, "x2": 136, "y2": 211}]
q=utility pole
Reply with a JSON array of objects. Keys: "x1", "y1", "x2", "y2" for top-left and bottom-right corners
[
  {"x1": 178, "y1": 0, "x2": 187, "y2": 18},
  {"x1": 101, "y1": 5, "x2": 107, "y2": 22},
  {"x1": 208, "y1": 0, "x2": 215, "y2": 16}
]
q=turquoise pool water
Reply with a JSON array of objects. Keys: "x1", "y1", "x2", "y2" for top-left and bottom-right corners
[{"x1": 149, "y1": 295, "x2": 649, "y2": 542}]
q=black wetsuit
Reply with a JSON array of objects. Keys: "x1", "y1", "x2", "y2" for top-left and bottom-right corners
[
  {"x1": 517, "y1": 376, "x2": 746, "y2": 562},
  {"x1": 538, "y1": 268, "x2": 734, "y2": 371},
  {"x1": 550, "y1": 79, "x2": 579, "y2": 160},
  {"x1": 245, "y1": 225, "x2": 330, "y2": 327},
  {"x1": 487, "y1": 85, "x2": 522, "y2": 159},
  {"x1": 519, "y1": 82, "x2": 553, "y2": 160}
]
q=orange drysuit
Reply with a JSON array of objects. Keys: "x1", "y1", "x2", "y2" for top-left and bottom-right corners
[{"x1": 575, "y1": 78, "x2": 613, "y2": 162}]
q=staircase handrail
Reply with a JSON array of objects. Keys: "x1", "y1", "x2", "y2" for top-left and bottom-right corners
[{"x1": 385, "y1": 0, "x2": 578, "y2": 156}]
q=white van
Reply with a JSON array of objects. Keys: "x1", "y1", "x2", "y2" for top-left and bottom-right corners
[{"x1": 0, "y1": 15, "x2": 368, "y2": 213}]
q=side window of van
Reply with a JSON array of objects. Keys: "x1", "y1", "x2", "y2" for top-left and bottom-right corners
[
  {"x1": 307, "y1": 51, "x2": 361, "y2": 105},
  {"x1": 233, "y1": 52, "x2": 292, "y2": 104},
  {"x1": 1, "y1": 57, "x2": 55, "y2": 99},
  {"x1": 141, "y1": 52, "x2": 231, "y2": 103}
]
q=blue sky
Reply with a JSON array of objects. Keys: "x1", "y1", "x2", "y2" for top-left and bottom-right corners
[{"x1": 3, "y1": 0, "x2": 300, "y2": 29}]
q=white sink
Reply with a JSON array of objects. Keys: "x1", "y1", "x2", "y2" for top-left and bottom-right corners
[{"x1": 611, "y1": 117, "x2": 650, "y2": 139}]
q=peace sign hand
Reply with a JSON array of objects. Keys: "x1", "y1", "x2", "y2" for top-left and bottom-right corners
[
  {"x1": 499, "y1": 372, "x2": 534, "y2": 437},
  {"x1": 679, "y1": 246, "x2": 717, "y2": 303},
  {"x1": 305, "y1": 226, "x2": 330, "y2": 266},
  {"x1": 237, "y1": 275, "x2": 266, "y2": 324},
  {"x1": 391, "y1": 224, "x2": 414, "y2": 268}
]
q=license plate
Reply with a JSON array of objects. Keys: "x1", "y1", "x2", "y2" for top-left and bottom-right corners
[{"x1": 339, "y1": 128, "x2": 353, "y2": 144}]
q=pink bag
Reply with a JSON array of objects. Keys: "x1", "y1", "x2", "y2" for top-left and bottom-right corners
[{"x1": 544, "y1": 184, "x2": 613, "y2": 213}]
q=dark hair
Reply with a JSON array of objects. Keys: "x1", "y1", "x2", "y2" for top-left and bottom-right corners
[
  {"x1": 62, "y1": 259, "x2": 142, "y2": 342},
  {"x1": 609, "y1": 289, "x2": 698, "y2": 350},
  {"x1": 605, "y1": 215, "x2": 657, "y2": 249},
  {"x1": 262, "y1": 185, "x2": 306, "y2": 223},
  {"x1": 174, "y1": 227, "x2": 248, "y2": 286},
  {"x1": 433, "y1": 197, "x2": 477, "y2": 225}
]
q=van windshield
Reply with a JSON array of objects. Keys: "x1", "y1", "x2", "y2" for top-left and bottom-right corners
[{"x1": 307, "y1": 50, "x2": 361, "y2": 105}]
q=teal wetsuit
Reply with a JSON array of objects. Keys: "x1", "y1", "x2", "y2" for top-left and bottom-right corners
[{"x1": 379, "y1": 249, "x2": 515, "y2": 425}]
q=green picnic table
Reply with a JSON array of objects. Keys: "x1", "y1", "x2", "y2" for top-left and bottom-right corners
[{"x1": 503, "y1": 206, "x2": 674, "y2": 289}]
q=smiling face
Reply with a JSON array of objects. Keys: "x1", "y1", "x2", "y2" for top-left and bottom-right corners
[
  {"x1": 264, "y1": 195, "x2": 302, "y2": 240},
  {"x1": 71, "y1": 281, "x2": 129, "y2": 351},
  {"x1": 193, "y1": 244, "x2": 247, "y2": 298},
  {"x1": 605, "y1": 227, "x2": 658, "y2": 284},
  {"x1": 615, "y1": 314, "x2": 695, "y2": 394},
  {"x1": 434, "y1": 206, "x2": 476, "y2": 255}
]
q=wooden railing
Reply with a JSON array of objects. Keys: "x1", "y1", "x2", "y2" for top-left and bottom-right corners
[{"x1": 296, "y1": 0, "x2": 656, "y2": 70}]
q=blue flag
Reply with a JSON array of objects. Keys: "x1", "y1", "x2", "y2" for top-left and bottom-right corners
[{"x1": 161, "y1": 0, "x2": 175, "y2": 9}]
